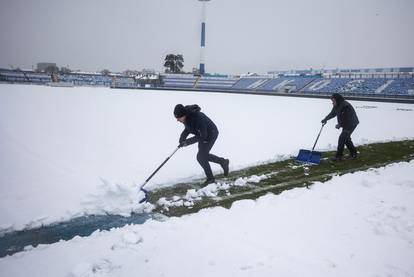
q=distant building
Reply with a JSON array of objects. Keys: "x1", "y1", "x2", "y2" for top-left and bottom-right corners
[
  {"x1": 131, "y1": 71, "x2": 163, "y2": 87},
  {"x1": 324, "y1": 67, "x2": 414, "y2": 78},
  {"x1": 37, "y1": 63, "x2": 57, "y2": 72}
]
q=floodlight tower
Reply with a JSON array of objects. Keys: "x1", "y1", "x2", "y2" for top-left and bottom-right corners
[{"x1": 198, "y1": 0, "x2": 210, "y2": 75}]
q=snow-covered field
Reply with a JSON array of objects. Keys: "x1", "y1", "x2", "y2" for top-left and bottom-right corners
[
  {"x1": 0, "y1": 84, "x2": 413, "y2": 232},
  {"x1": 1, "y1": 161, "x2": 414, "y2": 277},
  {"x1": 0, "y1": 84, "x2": 414, "y2": 276}
]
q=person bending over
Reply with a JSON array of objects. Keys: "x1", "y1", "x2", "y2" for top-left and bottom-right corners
[
  {"x1": 321, "y1": 93, "x2": 359, "y2": 161},
  {"x1": 174, "y1": 104, "x2": 229, "y2": 186}
]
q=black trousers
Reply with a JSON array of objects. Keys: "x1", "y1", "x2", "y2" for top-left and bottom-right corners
[
  {"x1": 197, "y1": 131, "x2": 224, "y2": 179},
  {"x1": 337, "y1": 126, "x2": 357, "y2": 157}
]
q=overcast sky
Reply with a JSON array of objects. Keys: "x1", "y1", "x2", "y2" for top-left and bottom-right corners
[{"x1": 1, "y1": 0, "x2": 413, "y2": 74}]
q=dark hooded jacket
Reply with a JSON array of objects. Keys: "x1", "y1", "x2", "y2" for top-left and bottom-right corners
[
  {"x1": 179, "y1": 105, "x2": 218, "y2": 145},
  {"x1": 323, "y1": 93, "x2": 359, "y2": 130}
]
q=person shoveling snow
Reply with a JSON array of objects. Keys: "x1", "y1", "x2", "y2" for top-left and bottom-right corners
[
  {"x1": 321, "y1": 93, "x2": 360, "y2": 161},
  {"x1": 137, "y1": 104, "x2": 230, "y2": 203},
  {"x1": 174, "y1": 104, "x2": 230, "y2": 187}
]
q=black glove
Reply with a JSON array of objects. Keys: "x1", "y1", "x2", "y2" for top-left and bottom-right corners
[
  {"x1": 178, "y1": 140, "x2": 188, "y2": 148},
  {"x1": 321, "y1": 119, "x2": 327, "y2": 125}
]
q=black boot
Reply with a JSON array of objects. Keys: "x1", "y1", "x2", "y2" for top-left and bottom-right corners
[
  {"x1": 221, "y1": 159, "x2": 230, "y2": 177},
  {"x1": 201, "y1": 178, "x2": 215, "y2": 187},
  {"x1": 346, "y1": 152, "x2": 358, "y2": 160},
  {"x1": 331, "y1": 155, "x2": 343, "y2": 162}
]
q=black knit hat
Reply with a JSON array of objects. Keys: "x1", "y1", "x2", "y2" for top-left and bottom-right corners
[
  {"x1": 174, "y1": 104, "x2": 186, "y2": 118},
  {"x1": 331, "y1": 93, "x2": 345, "y2": 104}
]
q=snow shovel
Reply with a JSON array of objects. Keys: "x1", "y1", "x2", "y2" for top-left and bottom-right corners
[
  {"x1": 296, "y1": 123, "x2": 325, "y2": 165},
  {"x1": 139, "y1": 146, "x2": 180, "y2": 203}
]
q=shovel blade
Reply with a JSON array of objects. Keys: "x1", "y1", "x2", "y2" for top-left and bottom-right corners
[
  {"x1": 296, "y1": 149, "x2": 322, "y2": 165},
  {"x1": 138, "y1": 188, "x2": 149, "y2": 204}
]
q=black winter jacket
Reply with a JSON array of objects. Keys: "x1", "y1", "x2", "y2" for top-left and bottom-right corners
[
  {"x1": 323, "y1": 94, "x2": 359, "y2": 130},
  {"x1": 179, "y1": 105, "x2": 218, "y2": 145}
]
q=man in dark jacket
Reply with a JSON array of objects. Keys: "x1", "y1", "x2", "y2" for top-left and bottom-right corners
[
  {"x1": 321, "y1": 93, "x2": 359, "y2": 161},
  {"x1": 174, "y1": 104, "x2": 229, "y2": 186}
]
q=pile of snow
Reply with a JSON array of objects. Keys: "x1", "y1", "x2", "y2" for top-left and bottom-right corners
[
  {"x1": 81, "y1": 179, "x2": 154, "y2": 216},
  {"x1": 1, "y1": 84, "x2": 414, "y2": 232},
  {"x1": 157, "y1": 174, "x2": 268, "y2": 210},
  {"x1": 1, "y1": 161, "x2": 413, "y2": 276}
]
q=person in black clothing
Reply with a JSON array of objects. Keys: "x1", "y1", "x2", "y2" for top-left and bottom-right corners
[
  {"x1": 174, "y1": 104, "x2": 229, "y2": 186},
  {"x1": 321, "y1": 93, "x2": 360, "y2": 161}
]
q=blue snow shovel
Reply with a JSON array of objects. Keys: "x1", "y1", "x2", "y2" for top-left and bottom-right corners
[
  {"x1": 139, "y1": 146, "x2": 180, "y2": 203},
  {"x1": 296, "y1": 123, "x2": 325, "y2": 165}
]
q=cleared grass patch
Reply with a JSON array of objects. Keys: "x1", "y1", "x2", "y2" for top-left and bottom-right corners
[{"x1": 148, "y1": 140, "x2": 414, "y2": 217}]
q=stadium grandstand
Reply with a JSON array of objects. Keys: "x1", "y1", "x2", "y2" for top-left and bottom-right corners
[
  {"x1": 1, "y1": 67, "x2": 413, "y2": 100},
  {"x1": 0, "y1": 68, "x2": 137, "y2": 88}
]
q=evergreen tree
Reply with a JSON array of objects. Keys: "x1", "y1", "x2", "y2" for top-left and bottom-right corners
[{"x1": 164, "y1": 54, "x2": 184, "y2": 73}]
